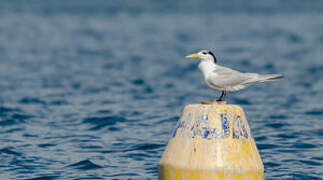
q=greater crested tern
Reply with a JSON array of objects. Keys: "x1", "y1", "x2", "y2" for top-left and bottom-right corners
[{"x1": 186, "y1": 50, "x2": 283, "y2": 104}]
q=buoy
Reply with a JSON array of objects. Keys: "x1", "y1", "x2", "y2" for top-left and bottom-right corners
[{"x1": 158, "y1": 104, "x2": 264, "y2": 180}]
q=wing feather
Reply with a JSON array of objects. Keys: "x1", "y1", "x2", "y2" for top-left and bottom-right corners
[
  {"x1": 205, "y1": 65, "x2": 282, "y2": 91},
  {"x1": 207, "y1": 67, "x2": 250, "y2": 89}
]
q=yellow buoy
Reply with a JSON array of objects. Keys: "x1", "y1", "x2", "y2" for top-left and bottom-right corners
[{"x1": 158, "y1": 104, "x2": 264, "y2": 180}]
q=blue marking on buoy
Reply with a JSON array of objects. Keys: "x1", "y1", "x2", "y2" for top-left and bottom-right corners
[
  {"x1": 233, "y1": 130, "x2": 239, "y2": 139},
  {"x1": 221, "y1": 113, "x2": 230, "y2": 137},
  {"x1": 172, "y1": 121, "x2": 183, "y2": 138},
  {"x1": 232, "y1": 115, "x2": 249, "y2": 139},
  {"x1": 203, "y1": 128, "x2": 210, "y2": 139},
  {"x1": 242, "y1": 124, "x2": 249, "y2": 138}
]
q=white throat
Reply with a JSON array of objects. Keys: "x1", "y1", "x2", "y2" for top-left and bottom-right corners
[{"x1": 198, "y1": 59, "x2": 216, "y2": 78}]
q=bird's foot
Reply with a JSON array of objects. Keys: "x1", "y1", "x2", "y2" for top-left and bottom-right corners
[{"x1": 201, "y1": 99, "x2": 226, "y2": 105}]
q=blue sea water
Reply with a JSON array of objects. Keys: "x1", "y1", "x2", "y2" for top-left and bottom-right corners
[{"x1": 0, "y1": 0, "x2": 323, "y2": 179}]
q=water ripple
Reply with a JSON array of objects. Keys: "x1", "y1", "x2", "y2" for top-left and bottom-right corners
[
  {"x1": 27, "y1": 176, "x2": 58, "y2": 180},
  {"x1": 68, "y1": 160, "x2": 102, "y2": 170},
  {"x1": 83, "y1": 115, "x2": 127, "y2": 130},
  {"x1": 0, "y1": 147, "x2": 22, "y2": 156}
]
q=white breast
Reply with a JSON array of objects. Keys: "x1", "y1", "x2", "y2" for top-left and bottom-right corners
[{"x1": 198, "y1": 61, "x2": 217, "y2": 79}]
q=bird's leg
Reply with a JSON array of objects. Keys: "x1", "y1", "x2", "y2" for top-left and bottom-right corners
[
  {"x1": 217, "y1": 90, "x2": 226, "y2": 101},
  {"x1": 201, "y1": 91, "x2": 227, "y2": 105}
]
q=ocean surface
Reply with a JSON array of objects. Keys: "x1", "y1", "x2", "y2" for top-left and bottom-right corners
[{"x1": 0, "y1": 1, "x2": 323, "y2": 179}]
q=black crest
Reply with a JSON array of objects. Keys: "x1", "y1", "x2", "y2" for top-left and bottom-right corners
[{"x1": 208, "y1": 51, "x2": 217, "y2": 63}]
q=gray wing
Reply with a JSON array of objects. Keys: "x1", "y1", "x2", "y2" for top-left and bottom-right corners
[{"x1": 206, "y1": 66, "x2": 258, "y2": 90}]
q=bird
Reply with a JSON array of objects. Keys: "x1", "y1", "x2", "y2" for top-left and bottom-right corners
[{"x1": 186, "y1": 50, "x2": 283, "y2": 105}]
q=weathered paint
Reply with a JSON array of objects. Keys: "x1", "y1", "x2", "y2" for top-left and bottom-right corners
[{"x1": 158, "y1": 104, "x2": 264, "y2": 180}]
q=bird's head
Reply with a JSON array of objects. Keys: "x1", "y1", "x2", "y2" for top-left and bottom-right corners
[{"x1": 186, "y1": 50, "x2": 217, "y2": 63}]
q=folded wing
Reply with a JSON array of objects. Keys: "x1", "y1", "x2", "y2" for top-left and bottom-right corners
[{"x1": 207, "y1": 66, "x2": 283, "y2": 91}]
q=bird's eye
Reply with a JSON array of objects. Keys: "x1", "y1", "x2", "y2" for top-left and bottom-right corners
[{"x1": 202, "y1": 52, "x2": 207, "y2": 55}]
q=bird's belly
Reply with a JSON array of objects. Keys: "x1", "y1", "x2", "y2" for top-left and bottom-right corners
[
  {"x1": 205, "y1": 80, "x2": 225, "y2": 90},
  {"x1": 205, "y1": 79, "x2": 245, "y2": 91}
]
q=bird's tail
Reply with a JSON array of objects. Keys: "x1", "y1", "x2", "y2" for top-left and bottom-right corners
[
  {"x1": 243, "y1": 73, "x2": 284, "y2": 85},
  {"x1": 260, "y1": 74, "x2": 284, "y2": 81}
]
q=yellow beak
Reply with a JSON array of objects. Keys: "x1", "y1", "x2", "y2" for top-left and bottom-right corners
[{"x1": 186, "y1": 53, "x2": 201, "y2": 59}]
